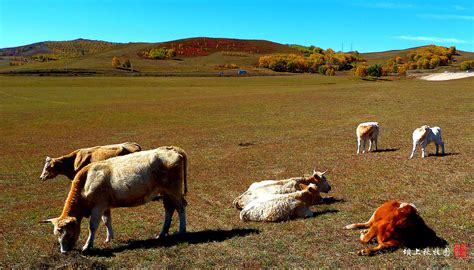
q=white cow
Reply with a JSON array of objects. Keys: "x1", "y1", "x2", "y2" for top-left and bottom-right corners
[
  {"x1": 356, "y1": 122, "x2": 379, "y2": 154},
  {"x1": 233, "y1": 170, "x2": 331, "y2": 210},
  {"x1": 409, "y1": 125, "x2": 445, "y2": 159},
  {"x1": 41, "y1": 146, "x2": 188, "y2": 253},
  {"x1": 239, "y1": 183, "x2": 322, "y2": 222}
]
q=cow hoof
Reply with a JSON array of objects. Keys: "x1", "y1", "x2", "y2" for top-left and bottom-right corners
[
  {"x1": 81, "y1": 245, "x2": 93, "y2": 253},
  {"x1": 156, "y1": 233, "x2": 168, "y2": 239},
  {"x1": 357, "y1": 249, "x2": 369, "y2": 256}
]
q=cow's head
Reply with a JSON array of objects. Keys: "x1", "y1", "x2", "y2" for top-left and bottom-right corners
[
  {"x1": 39, "y1": 157, "x2": 59, "y2": 181},
  {"x1": 40, "y1": 216, "x2": 80, "y2": 253},
  {"x1": 312, "y1": 169, "x2": 331, "y2": 193},
  {"x1": 304, "y1": 183, "x2": 323, "y2": 204}
]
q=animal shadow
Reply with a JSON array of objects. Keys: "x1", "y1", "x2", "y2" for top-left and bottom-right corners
[
  {"x1": 373, "y1": 148, "x2": 399, "y2": 153},
  {"x1": 311, "y1": 209, "x2": 339, "y2": 218},
  {"x1": 427, "y1": 152, "x2": 460, "y2": 157},
  {"x1": 86, "y1": 228, "x2": 260, "y2": 257},
  {"x1": 320, "y1": 197, "x2": 345, "y2": 205}
]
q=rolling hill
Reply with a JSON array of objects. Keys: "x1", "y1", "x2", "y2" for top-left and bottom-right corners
[{"x1": 1, "y1": 38, "x2": 473, "y2": 75}]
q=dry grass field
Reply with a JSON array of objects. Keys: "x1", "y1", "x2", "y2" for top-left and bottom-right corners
[{"x1": 0, "y1": 75, "x2": 472, "y2": 268}]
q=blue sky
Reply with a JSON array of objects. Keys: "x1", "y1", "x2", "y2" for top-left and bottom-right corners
[{"x1": 1, "y1": 0, "x2": 473, "y2": 52}]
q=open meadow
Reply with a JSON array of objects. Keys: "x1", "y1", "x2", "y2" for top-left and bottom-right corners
[{"x1": 0, "y1": 75, "x2": 472, "y2": 268}]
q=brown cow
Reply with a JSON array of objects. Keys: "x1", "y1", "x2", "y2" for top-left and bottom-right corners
[
  {"x1": 39, "y1": 142, "x2": 141, "y2": 181},
  {"x1": 344, "y1": 200, "x2": 446, "y2": 256},
  {"x1": 41, "y1": 146, "x2": 188, "y2": 253}
]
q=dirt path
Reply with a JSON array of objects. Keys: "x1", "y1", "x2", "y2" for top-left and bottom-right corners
[{"x1": 420, "y1": 72, "x2": 474, "y2": 81}]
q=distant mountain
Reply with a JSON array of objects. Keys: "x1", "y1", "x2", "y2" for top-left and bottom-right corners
[
  {"x1": 0, "y1": 38, "x2": 119, "y2": 58},
  {"x1": 0, "y1": 38, "x2": 472, "y2": 75}
]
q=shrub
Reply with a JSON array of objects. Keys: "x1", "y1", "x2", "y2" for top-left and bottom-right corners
[
  {"x1": 367, "y1": 64, "x2": 382, "y2": 77},
  {"x1": 325, "y1": 67, "x2": 335, "y2": 76},
  {"x1": 123, "y1": 59, "x2": 131, "y2": 69},
  {"x1": 354, "y1": 66, "x2": 368, "y2": 77},
  {"x1": 398, "y1": 65, "x2": 407, "y2": 76},
  {"x1": 318, "y1": 65, "x2": 328, "y2": 75},
  {"x1": 460, "y1": 61, "x2": 473, "y2": 71}
]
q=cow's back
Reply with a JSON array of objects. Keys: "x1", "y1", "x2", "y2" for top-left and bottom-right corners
[
  {"x1": 357, "y1": 122, "x2": 379, "y2": 139},
  {"x1": 83, "y1": 148, "x2": 183, "y2": 207}
]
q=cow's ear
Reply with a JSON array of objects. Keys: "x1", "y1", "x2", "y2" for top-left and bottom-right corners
[{"x1": 74, "y1": 151, "x2": 91, "y2": 171}]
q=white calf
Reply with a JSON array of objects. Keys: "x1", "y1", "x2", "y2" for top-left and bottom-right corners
[
  {"x1": 409, "y1": 125, "x2": 445, "y2": 159},
  {"x1": 356, "y1": 122, "x2": 379, "y2": 154}
]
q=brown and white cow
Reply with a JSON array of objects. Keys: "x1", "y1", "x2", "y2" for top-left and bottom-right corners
[
  {"x1": 41, "y1": 146, "x2": 188, "y2": 253},
  {"x1": 239, "y1": 183, "x2": 322, "y2": 222},
  {"x1": 39, "y1": 142, "x2": 142, "y2": 181},
  {"x1": 344, "y1": 200, "x2": 446, "y2": 256},
  {"x1": 356, "y1": 122, "x2": 379, "y2": 154},
  {"x1": 233, "y1": 169, "x2": 331, "y2": 210}
]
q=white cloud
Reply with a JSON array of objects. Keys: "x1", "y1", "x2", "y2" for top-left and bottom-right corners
[
  {"x1": 396, "y1": 36, "x2": 469, "y2": 44},
  {"x1": 418, "y1": 14, "x2": 474, "y2": 20},
  {"x1": 453, "y1": 5, "x2": 466, "y2": 11}
]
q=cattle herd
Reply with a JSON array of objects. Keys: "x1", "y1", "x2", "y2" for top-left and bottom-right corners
[{"x1": 39, "y1": 123, "x2": 447, "y2": 256}]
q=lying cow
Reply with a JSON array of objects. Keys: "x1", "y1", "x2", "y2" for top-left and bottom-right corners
[
  {"x1": 409, "y1": 125, "x2": 445, "y2": 159},
  {"x1": 344, "y1": 200, "x2": 446, "y2": 256},
  {"x1": 41, "y1": 146, "x2": 188, "y2": 253},
  {"x1": 356, "y1": 122, "x2": 379, "y2": 154},
  {"x1": 240, "y1": 184, "x2": 322, "y2": 222},
  {"x1": 40, "y1": 142, "x2": 142, "y2": 181},
  {"x1": 233, "y1": 169, "x2": 331, "y2": 210}
]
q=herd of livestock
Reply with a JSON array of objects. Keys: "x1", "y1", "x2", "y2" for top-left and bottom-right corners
[{"x1": 39, "y1": 123, "x2": 447, "y2": 256}]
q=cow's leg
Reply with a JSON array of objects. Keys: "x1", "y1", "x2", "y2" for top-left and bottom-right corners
[
  {"x1": 177, "y1": 203, "x2": 186, "y2": 235},
  {"x1": 362, "y1": 139, "x2": 366, "y2": 153},
  {"x1": 358, "y1": 240, "x2": 399, "y2": 256},
  {"x1": 82, "y1": 208, "x2": 102, "y2": 252},
  {"x1": 357, "y1": 138, "x2": 361, "y2": 154},
  {"x1": 344, "y1": 209, "x2": 376, "y2": 229},
  {"x1": 158, "y1": 194, "x2": 175, "y2": 239},
  {"x1": 440, "y1": 141, "x2": 445, "y2": 155},
  {"x1": 102, "y1": 209, "x2": 114, "y2": 243},
  {"x1": 359, "y1": 227, "x2": 377, "y2": 243},
  {"x1": 435, "y1": 143, "x2": 439, "y2": 155},
  {"x1": 374, "y1": 137, "x2": 378, "y2": 151},
  {"x1": 368, "y1": 139, "x2": 373, "y2": 152},
  {"x1": 409, "y1": 141, "x2": 417, "y2": 159},
  {"x1": 421, "y1": 146, "x2": 426, "y2": 158}
]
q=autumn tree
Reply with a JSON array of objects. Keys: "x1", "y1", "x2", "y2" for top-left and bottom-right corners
[
  {"x1": 112, "y1": 56, "x2": 121, "y2": 68},
  {"x1": 355, "y1": 66, "x2": 368, "y2": 77}
]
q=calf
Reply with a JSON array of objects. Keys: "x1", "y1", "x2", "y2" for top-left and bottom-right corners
[
  {"x1": 409, "y1": 125, "x2": 445, "y2": 159},
  {"x1": 40, "y1": 142, "x2": 142, "y2": 181},
  {"x1": 41, "y1": 146, "x2": 188, "y2": 253},
  {"x1": 344, "y1": 200, "x2": 446, "y2": 256},
  {"x1": 233, "y1": 169, "x2": 331, "y2": 210},
  {"x1": 239, "y1": 184, "x2": 322, "y2": 222},
  {"x1": 356, "y1": 122, "x2": 379, "y2": 154}
]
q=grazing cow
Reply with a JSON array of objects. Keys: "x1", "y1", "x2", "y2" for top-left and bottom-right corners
[
  {"x1": 233, "y1": 169, "x2": 331, "y2": 210},
  {"x1": 41, "y1": 146, "x2": 188, "y2": 253},
  {"x1": 409, "y1": 125, "x2": 445, "y2": 159},
  {"x1": 39, "y1": 142, "x2": 142, "y2": 181},
  {"x1": 344, "y1": 200, "x2": 446, "y2": 256},
  {"x1": 356, "y1": 122, "x2": 379, "y2": 154},
  {"x1": 239, "y1": 184, "x2": 322, "y2": 222}
]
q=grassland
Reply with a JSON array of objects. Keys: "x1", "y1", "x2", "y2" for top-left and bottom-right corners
[{"x1": 0, "y1": 75, "x2": 472, "y2": 268}]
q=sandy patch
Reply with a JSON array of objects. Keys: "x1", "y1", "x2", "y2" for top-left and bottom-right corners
[{"x1": 420, "y1": 72, "x2": 474, "y2": 81}]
